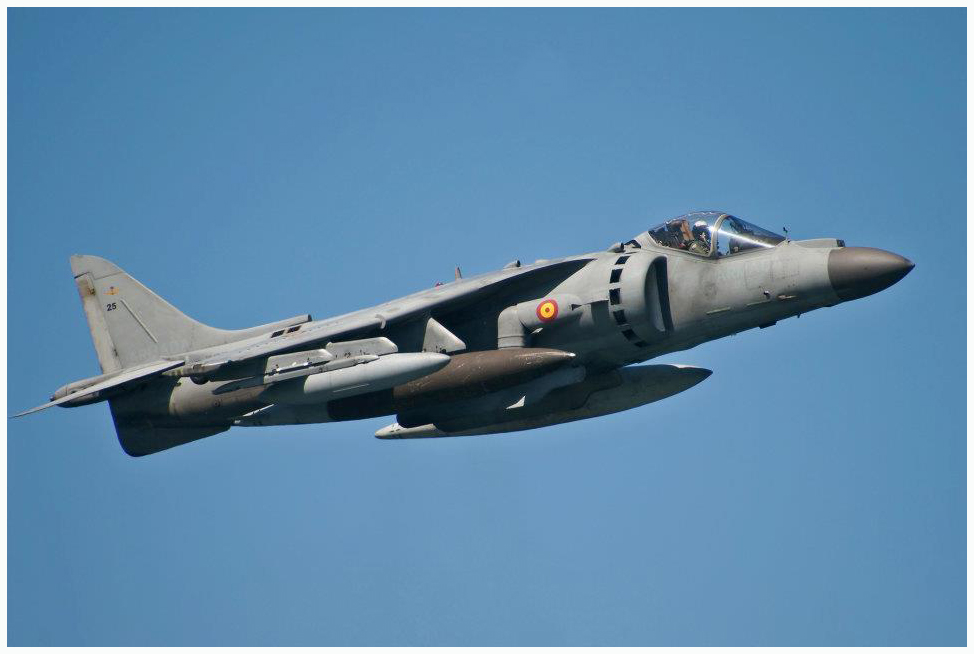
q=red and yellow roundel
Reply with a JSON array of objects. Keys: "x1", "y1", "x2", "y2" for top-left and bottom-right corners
[{"x1": 536, "y1": 299, "x2": 559, "y2": 322}]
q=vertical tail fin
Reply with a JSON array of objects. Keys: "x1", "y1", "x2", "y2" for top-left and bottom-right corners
[{"x1": 70, "y1": 255, "x2": 310, "y2": 371}]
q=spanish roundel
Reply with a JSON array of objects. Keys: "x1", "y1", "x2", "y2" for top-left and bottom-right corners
[{"x1": 536, "y1": 299, "x2": 559, "y2": 322}]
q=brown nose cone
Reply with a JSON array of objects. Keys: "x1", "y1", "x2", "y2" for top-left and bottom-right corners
[{"x1": 828, "y1": 247, "x2": 914, "y2": 302}]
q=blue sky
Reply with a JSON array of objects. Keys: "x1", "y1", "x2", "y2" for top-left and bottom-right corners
[{"x1": 7, "y1": 8, "x2": 965, "y2": 645}]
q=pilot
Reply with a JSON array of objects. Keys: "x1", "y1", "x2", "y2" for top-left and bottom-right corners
[
  {"x1": 665, "y1": 219, "x2": 692, "y2": 249},
  {"x1": 688, "y1": 220, "x2": 711, "y2": 255}
]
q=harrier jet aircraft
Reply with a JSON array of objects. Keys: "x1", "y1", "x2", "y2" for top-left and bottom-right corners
[{"x1": 14, "y1": 211, "x2": 914, "y2": 456}]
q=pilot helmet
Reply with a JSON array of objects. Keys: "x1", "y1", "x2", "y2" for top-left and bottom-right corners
[{"x1": 692, "y1": 220, "x2": 709, "y2": 237}]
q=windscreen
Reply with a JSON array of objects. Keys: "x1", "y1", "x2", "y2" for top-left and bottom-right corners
[{"x1": 713, "y1": 215, "x2": 786, "y2": 256}]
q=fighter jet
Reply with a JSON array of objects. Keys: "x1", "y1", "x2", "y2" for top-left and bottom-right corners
[{"x1": 13, "y1": 211, "x2": 913, "y2": 456}]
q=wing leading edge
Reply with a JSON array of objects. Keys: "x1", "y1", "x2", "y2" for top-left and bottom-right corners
[{"x1": 177, "y1": 257, "x2": 594, "y2": 373}]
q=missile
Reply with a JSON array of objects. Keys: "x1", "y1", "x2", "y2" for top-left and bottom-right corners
[
  {"x1": 374, "y1": 363, "x2": 712, "y2": 439},
  {"x1": 165, "y1": 337, "x2": 400, "y2": 383},
  {"x1": 260, "y1": 352, "x2": 450, "y2": 405}
]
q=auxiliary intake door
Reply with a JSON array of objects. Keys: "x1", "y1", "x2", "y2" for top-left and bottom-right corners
[{"x1": 608, "y1": 254, "x2": 674, "y2": 349}]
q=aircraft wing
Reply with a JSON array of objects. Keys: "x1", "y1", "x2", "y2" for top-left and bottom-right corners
[
  {"x1": 11, "y1": 359, "x2": 184, "y2": 417},
  {"x1": 181, "y1": 257, "x2": 593, "y2": 372}
]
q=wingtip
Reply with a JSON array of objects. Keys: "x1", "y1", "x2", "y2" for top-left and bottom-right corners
[
  {"x1": 10, "y1": 406, "x2": 43, "y2": 419},
  {"x1": 10, "y1": 398, "x2": 62, "y2": 418}
]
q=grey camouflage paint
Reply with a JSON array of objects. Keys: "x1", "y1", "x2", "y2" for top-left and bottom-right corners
[{"x1": 13, "y1": 216, "x2": 913, "y2": 456}]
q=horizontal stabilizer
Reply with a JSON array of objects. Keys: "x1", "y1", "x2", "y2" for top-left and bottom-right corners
[{"x1": 10, "y1": 359, "x2": 184, "y2": 417}]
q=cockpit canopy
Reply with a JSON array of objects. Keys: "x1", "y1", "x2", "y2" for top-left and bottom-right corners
[{"x1": 645, "y1": 211, "x2": 786, "y2": 257}]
